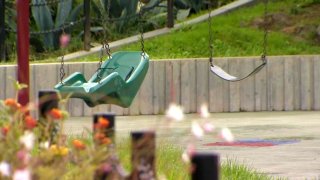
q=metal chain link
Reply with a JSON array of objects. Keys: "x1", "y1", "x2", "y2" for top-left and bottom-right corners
[
  {"x1": 59, "y1": 54, "x2": 66, "y2": 84},
  {"x1": 59, "y1": 4, "x2": 68, "y2": 84},
  {"x1": 92, "y1": 14, "x2": 139, "y2": 23},
  {"x1": 5, "y1": 18, "x2": 84, "y2": 35},
  {"x1": 30, "y1": 0, "x2": 70, "y2": 7},
  {"x1": 104, "y1": 0, "x2": 111, "y2": 59},
  {"x1": 208, "y1": 0, "x2": 268, "y2": 65},
  {"x1": 261, "y1": 0, "x2": 268, "y2": 63},
  {"x1": 139, "y1": 1, "x2": 146, "y2": 58},
  {"x1": 207, "y1": 0, "x2": 214, "y2": 67},
  {"x1": 97, "y1": 0, "x2": 112, "y2": 82}
]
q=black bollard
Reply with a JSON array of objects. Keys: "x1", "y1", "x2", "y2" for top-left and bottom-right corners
[
  {"x1": 38, "y1": 90, "x2": 59, "y2": 144},
  {"x1": 191, "y1": 152, "x2": 220, "y2": 180},
  {"x1": 93, "y1": 113, "x2": 121, "y2": 180},
  {"x1": 38, "y1": 90, "x2": 59, "y2": 119},
  {"x1": 130, "y1": 131, "x2": 156, "y2": 180}
]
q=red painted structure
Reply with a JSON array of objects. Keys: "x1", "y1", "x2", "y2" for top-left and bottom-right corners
[{"x1": 16, "y1": 0, "x2": 30, "y2": 106}]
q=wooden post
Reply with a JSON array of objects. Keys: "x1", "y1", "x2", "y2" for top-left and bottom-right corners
[
  {"x1": 167, "y1": 0, "x2": 174, "y2": 28},
  {"x1": 83, "y1": 0, "x2": 91, "y2": 51},
  {"x1": 93, "y1": 113, "x2": 115, "y2": 146},
  {"x1": 130, "y1": 131, "x2": 156, "y2": 180},
  {"x1": 17, "y1": 0, "x2": 30, "y2": 106},
  {"x1": 191, "y1": 152, "x2": 220, "y2": 180},
  {"x1": 0, "y1": 0, "x2": 5, "y2": 61}
]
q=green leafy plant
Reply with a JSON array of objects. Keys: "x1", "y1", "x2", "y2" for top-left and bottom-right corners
[
  {"x1": 0, "y1": 82, "x2": 122, "y2": 179},
  {"x1": 91, "y1": 0, "x2": 139, "y2": 35},
  {"x1": 31, "y1": 0, "x2": 83, "y2": 50}
]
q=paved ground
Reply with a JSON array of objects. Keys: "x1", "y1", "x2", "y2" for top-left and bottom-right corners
[{"x1": 65, "y1": 111, "x2": 320, "y2": 179}]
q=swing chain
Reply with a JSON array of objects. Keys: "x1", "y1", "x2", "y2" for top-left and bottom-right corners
[
  {"x1": 97, "y1": 0, "x2": 112, "y2": 82},
  {"x1": 59, "y1": 54, "x2": 66, "y2": 84},
  {"x1": 59, "y1": 26, "x2": 67, "y2": 84},
  {"x1": 261, "y1": 0, "x2": 268, "y2": 63},
  {"x1": 208, "y1": 0, "x2": 214, "y2": 67},
  {"x1": 104, "y1": 0, "x2": 112, "y2": 60},
  {"x1": 139, "y1": 0, "x2": 146, "y2": 58}
]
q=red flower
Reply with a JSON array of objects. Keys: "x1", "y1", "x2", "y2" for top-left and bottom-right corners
[
  {"x1": 24, "y1": 115, "x2": 37, "y2": 129},
  {"x1": 48, "y1": 108, "x2": 63, "y2": 119},
  {"x1": 72, "y1": 139, "x2": 86, "y2": 150},
  {"x1": 2, "y1": 126, "x2": 10, "y2": 136},
  {"x1": 60, "y1": 33, "x2": 70, "y2": 48}
]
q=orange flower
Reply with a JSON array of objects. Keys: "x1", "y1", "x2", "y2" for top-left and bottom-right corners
[
  {"x1": 24, "y1": 115, "x2": 37, "y2": 129},
  {"x1": 101, "y1": 137, "x2": 112, "y2": 145},
  {"x1": 72, "y1": 139, "x2": 86, "y2": 150},
  {"x1": 97, "y1": 117, "x2": 110, "y2": 128},
  {"x1": 94, "y1": 133, "x2": 105, "y2": 140},
  {"x1": 48, "y1": 108, "x2": 63, "y2": 119},
  {"x1": 4, "y1": 98, "x2": 21, "y2": 110},
  {"x1": 2, "y1": 126, "x2": 10, "y2": 136}
]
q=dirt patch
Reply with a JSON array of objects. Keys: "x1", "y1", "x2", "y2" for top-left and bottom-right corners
[
  {"x1": 250, "y1": 3, "x2": 320, "y2": 44},
  {"x1": 251, "y1": 13, "x2": 292, "y2": 30}
]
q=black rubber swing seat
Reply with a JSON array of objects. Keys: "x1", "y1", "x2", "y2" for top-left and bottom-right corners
[
  {"x1": 54, "y1": 51, "x2": 149, "y2": 108},
  {"x1": 209, "y1": 61, "x2": 266, "y2": 82}
]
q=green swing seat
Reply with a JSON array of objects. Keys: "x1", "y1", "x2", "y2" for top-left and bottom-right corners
[{"x1": 54, "y1": 51, "x2": 149, "y2": 108}]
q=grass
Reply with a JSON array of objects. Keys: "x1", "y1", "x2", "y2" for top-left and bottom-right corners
[
  {"x1": 57, "y1": 0, "x2": 320, "y2": 63},
  {"x1": 2, "y1": 0, "x2": 320, "y2": 64},
  {"x1": 117, "y1": 0, "x2": 320, "y2": 59},
  {"x1": 117, "y1": 140, "x2": 189, "y2": 179},
  {"x1": 116, "y1": 139, "x2": 280, "y2": 179},
  {"x1": 222, "y1": 159, "x2": 285, "y2": 180}
]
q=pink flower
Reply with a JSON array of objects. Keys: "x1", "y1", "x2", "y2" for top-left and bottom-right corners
[
  {"x1": 220, "y1": 128, "x2": 234, "y2": 142},
  {"x1": 202, "y1": 122, "x2": 215, "y2": 133},
  {"x1": 60, "y1": 33, "x2": 70, "y2": 48},
  {"x1": 166, "y1": 104, "x2": 184, "y2": 121},
  {"x1": 17, "y1": 150, "x2": 31, "y2": 165},
  {"x1": 192, "y1": 121, "x2": 204, "y2": 138}
]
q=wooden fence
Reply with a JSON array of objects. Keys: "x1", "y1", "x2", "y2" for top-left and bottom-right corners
[{"x1": 0, "y1": 55, "x2": 319, "y2": 116}]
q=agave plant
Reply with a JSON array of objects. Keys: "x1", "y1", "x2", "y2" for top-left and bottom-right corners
[
  {"x1": 91, "y1": 0, "x2": 140, "y2": 35},
  {"x1": 4, "y1": 3, "x2": 16, "y2": 32},
  {"x1": 3, "y1": 3, "x2": 17, "y2": 61},
  {"x1": 173, "y1": 0, "x2": 234, "y2": 20},
  {"x1": 31, "y1": 0, "x2": 83, "y2": 50}
]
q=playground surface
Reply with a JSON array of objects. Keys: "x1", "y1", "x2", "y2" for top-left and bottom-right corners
[{"x1": 65, "y1": 111, "x2": 320, "y2": 179}]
